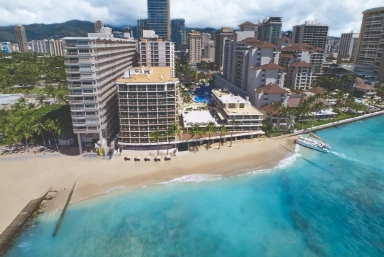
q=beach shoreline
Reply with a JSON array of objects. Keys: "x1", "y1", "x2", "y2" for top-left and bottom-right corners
[{"x1": 0, "y1": 137, "x2": 297, "y2": 234}]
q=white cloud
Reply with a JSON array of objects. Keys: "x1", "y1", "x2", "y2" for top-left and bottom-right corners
[{"x1": 1, "y1": 0, "x2": 384, "y2": 36}]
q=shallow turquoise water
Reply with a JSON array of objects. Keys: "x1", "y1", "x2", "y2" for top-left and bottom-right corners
[{"x1": 5, "y1": 116, "x2": 384, "y2": 257}]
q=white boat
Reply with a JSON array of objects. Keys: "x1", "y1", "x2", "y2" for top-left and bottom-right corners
[{"x1": 297, "y1": 136, "x2": 330, "y2": 153}]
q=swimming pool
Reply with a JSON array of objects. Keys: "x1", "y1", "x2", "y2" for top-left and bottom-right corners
[{"x1": 194, "y1": 95, "x2": 212, "y2": 104}]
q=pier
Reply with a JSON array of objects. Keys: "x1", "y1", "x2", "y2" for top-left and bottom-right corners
[
  {"x1": 0, "y1": 189, "x2": 51, "y2": 256},
  {"x1": 52, "y1": 180, "x2": 77, "y2": 237}
]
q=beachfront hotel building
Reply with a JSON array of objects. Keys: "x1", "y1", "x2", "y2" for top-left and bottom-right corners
[
  {"x1": 292, "y1": 21, "x2": 329, "y2": 49},
  {"x1": 63, "y1": 28, "x2": 136, "y2": 152},
  {"x1": 116, "y1": 67, "x2": 179, "y2": 149},
  {"x1": 15, "y1": 25, "x2": 28, "y2": 53},
  {"x1": 189, "y1": 30, "x2": 202, "y2": 64},
  {"x1": 337, "y1": 33, "x2": 360, "y2": 63},
  {"x1": 211, "y1": 89, "x2": 263, "y2": 131},
  {"x1": 139, "y1": 32, "x2": 175, "y2": 77}
]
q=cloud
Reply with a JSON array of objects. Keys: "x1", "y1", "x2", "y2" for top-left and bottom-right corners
[{"x1": 1, "y1": 0, "x2": 384, "y2": 36}]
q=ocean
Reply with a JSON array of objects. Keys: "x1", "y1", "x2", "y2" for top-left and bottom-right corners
[{"x1": 4, "y1": 116, "x2": 384, "y2": 257}]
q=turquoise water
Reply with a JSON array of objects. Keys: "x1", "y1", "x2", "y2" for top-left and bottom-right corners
[
  {"x1": 194, "y1": 95, "x2": 212, "y2": 104},
  {"x1": 5, "y1": 116, "x2": 384, "y2": 257}
]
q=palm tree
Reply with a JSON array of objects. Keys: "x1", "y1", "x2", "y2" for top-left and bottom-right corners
[
  {"x1": 150, "y1": 130, "x2": 162, "y2": 156},
  {"x1": 311, "y1": 102, "x2": 325, "y2": 128},
  {"x1": 18, "y1": 124, "x2": 32, "y2": 150},
  {"x1": 197, "y1": 126, "x2": 205, "y2": 150},
  {"x1": 56, "y1": 90, "x2": 69, "y2": 104},
  {"x1": 190, "y1": 123, "x2": 199, "y2": 151},
  {"x1": 230, "y1": 119, "x2": 236, "y2": 147},
  {"x1": 17, "y1": 97, "x2": 27, "y2": 110},
  {"x1": 44, "y1": 119, "x2": 59, "y2": 150},
  {"x1": 272, "y1": 101, "x2": 283, "y2": 130},
  {"x1": 218, "y1": 124, "x2": 227, "y2": 149},
  {"x1": 31, "y1": 120, "x2": 47, "y2": 146},
  {"x1": 44, "y1": 85, "x2": 56, "y2": 103},
  {"x1": 205, "y1": 122, "x2": 216, "y2": 150},
  {"x1": 262, "y1": 120, "x2": 274, "y2": 137}
]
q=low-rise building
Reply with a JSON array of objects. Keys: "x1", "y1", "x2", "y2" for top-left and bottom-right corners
[
  {"x1": 254, "y1": 83, "x2": 288, "y2": 109},
  {"x1": 354, "y1": 84, "x2": 376, "y2": 96},
  {"x1": 117, "y1": 67, "x2": 179, "y2": 149}
]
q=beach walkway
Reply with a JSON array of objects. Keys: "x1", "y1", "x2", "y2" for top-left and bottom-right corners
[{"x1": 0, "y1": 190, "x2": 50, "y2": 255}]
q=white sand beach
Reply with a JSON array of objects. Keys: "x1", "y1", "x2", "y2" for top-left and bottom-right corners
[{"x1": 0, "y1": 137, "x2": 296, "y2": 234}]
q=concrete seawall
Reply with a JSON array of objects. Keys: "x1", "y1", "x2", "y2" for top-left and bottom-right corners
[{"x1": 272, "y1": 110, "x2": 384, "y2": 140}]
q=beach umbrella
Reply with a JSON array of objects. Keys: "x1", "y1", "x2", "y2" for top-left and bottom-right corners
[
  {"x1": 146, "y1": 156, "x2": 151, "y2": 161},
  {"x1": 126, "y1": 156, "x2": 131, "y2": 160},
  {"x1": 156, "y1": 156, "x2": 161, "y2": 161},
  {"x1": 165, "y1": 155, "x2": 171, "y2": 160},
  {"x1": 136, "y1": 156, "x2": 141, "y2": 161}
]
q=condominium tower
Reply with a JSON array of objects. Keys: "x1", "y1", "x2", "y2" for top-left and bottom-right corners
[
  {"x1": 63, "y1": 29, "x2": 136, "y2": 152},
  {"x1": 147, "y1": 0, "x2": 171, "y2": 40},
  {"x1": 355, "y1": 7, "x2": 384, "y2": 73},
  {"x1": 171, "y1": 19, "x2": 186, "y2": 50},
  {"x1": 31, "y1": 39, "x2": 64, "y2": 56},
  {"x1": 257, "y1": 17, "x2": 282, "y2": 45},
  {"x1": 189, "y1": 31, "x2": 202, "y2": 64},
  {"x1": 15, "y1": 25, "x2": 28, "y2": 53},
  {"x1": 337, "y1": 33, "x2": 360, "y2": 63},
  {"x1": 292, "y1": 21, "x2": 329, "y2": 49},
  {"x1": 215, "y1": 27, "x2": 234, "y2": 69},
  {"x1": 139, "y1": 35, "x2": 175, "y2": 77},
  {"x1": 117, "y1": 67, "x2": 179, "y2": 148}
]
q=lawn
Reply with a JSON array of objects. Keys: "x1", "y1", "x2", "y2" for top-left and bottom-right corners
[{"x1": 294, "y1": 112, "x2": 360, "y2": 130}]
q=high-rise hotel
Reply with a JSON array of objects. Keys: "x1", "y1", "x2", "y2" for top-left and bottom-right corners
[
  {"x1": 63, "y1": 27, "x2": 136, "y2": 153},
  {"x1": 117, "y1": 67, "x2": 179, "y2": 150}
]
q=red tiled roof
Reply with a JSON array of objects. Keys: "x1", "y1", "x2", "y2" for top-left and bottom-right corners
[
  {"x1": 279, "y1": 53, "x2": 295, "y2": 58},
  {"x1": 307, "y1": 87, "x2": 325, "y2": 95},
  {"x1": 287, "y1": 97, "x2": 302, "y2": 108},
  {"x1": 355, "y1": 84, "x2": 375, "y2": 90},
  {"x1": 252, "y1": 62, "x2": 286, "y2": 71},
  {"x1": 260, "y1": 102, "x2": 284, "y2": 115},
  {"x1": 279, "y1": 37, "x2": 292, "y2": 41},
  {"x1": 291, "y1": 61, "x2": 312, "y2": 67},
  {"x1": 281, "y1": 43, "x2": 324, "y2": 53},
  {"x1": 256, "y1": 83, "x2": 288, "y2": 94},
  {"x1": 254, "y1": 41, "x2": 277, "y2": 48},
  {"x1": 238, "y1": 21, "x2": 256, "y2": 26}
]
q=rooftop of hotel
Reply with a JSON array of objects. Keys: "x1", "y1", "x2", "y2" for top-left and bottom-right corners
[
  {"x1": 116, "y1": 67, "x2": 179, "y2": 83},
  {"x1": 0, "y1": 93, "x2": 24, "y2": 105},
  {"x1": 182, "y1": 110, "x2": 218, "y2": 128},
  {"x1": 212, "y1": 89, "x2": 263, "y2": 115},
  {"x1": 212, "y1": 89, "x2": 247, "y2": 104}
]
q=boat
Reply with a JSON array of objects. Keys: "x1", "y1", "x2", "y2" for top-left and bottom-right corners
[{"x1": 296, "y1": 136, "x2": 330, "y2": 153}]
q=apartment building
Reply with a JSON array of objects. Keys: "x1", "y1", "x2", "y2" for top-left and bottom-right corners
[
  {"x1": 292, "y1": 21, "x2": 329, "y2": 49},
  {"x1": 215, "y1": 27, "x2": 234, "y2": 69},
  {"x1": 254, "y1": 83, "x2": 288, "y2": 109},
  {"x1": 147, "y1": 0, "x2": 171, "y2": 40},
  {"x1": 189, "y1": 30, "x2": 202, "y2": 64},
  {"x1": 337, "y1": 33, "x2": 360, "y2": 63},
  {"x1": 257, "y1": 17, "x2": 282, "y2": 45},
  {"x1": 205, "y1": 41, "x2": 215, "y2": 62},
  {"x1": 171, "y1": 19, "x2": 186, "y2": 50},
  {"x1": 116, "y1": 67, "x2": 179, "y2": 148},
  {"x1": 279, "y1": 41, "x2": 325, "y2": 74},
  {"x1": 286, "y1": 61, "x2": 313, "y2": 90},
  {"x1": 356, "y1": 7, "x2": 384, "y2": 73},
  {"x1": 222, "y1": 36, "x2": 285, "y2": 106},
  {"x1": 63, "y1": 29, "x2": 136, "y2": 152},
  {"x1": 237, "y1": 21, "x2": 257, "y2": 42},
  {"x1": 15, "y1": 25, "x2": 28, "y2": 53},
  {"x1": 31, "y1": 39, "x2": 64, "y2": 56},
  {"x1": 139, "y1": 35, "x2": 175, "y2": 77},
  {"x1": 201, "y1": 33, "x2": 211, "y2": 58},
  {"x1": 1, "y1": 42, "x2": 13, "y2": 53}
]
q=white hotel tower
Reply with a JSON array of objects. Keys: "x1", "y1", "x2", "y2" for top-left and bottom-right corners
[{"x1": 63, "y1": 27, "x2": 136, "y2": 153}]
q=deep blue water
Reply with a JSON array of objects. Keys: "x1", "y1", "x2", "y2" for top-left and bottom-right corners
[{"x1": 5, "y1": 116, "x2": 384, "y2": 257}]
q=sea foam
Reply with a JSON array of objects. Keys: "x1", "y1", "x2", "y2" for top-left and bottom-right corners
[{"x1": 158, "y1": 174, "x2": 223, "y2": 185}]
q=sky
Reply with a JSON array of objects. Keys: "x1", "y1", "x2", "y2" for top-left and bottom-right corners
[{"x1": 1, "y1": 0, "x2": 384, "y2": 36}]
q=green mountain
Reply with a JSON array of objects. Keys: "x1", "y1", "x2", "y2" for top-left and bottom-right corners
[{"x1": 0, "y1": 20, "x2": 95, "y2": 42}]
